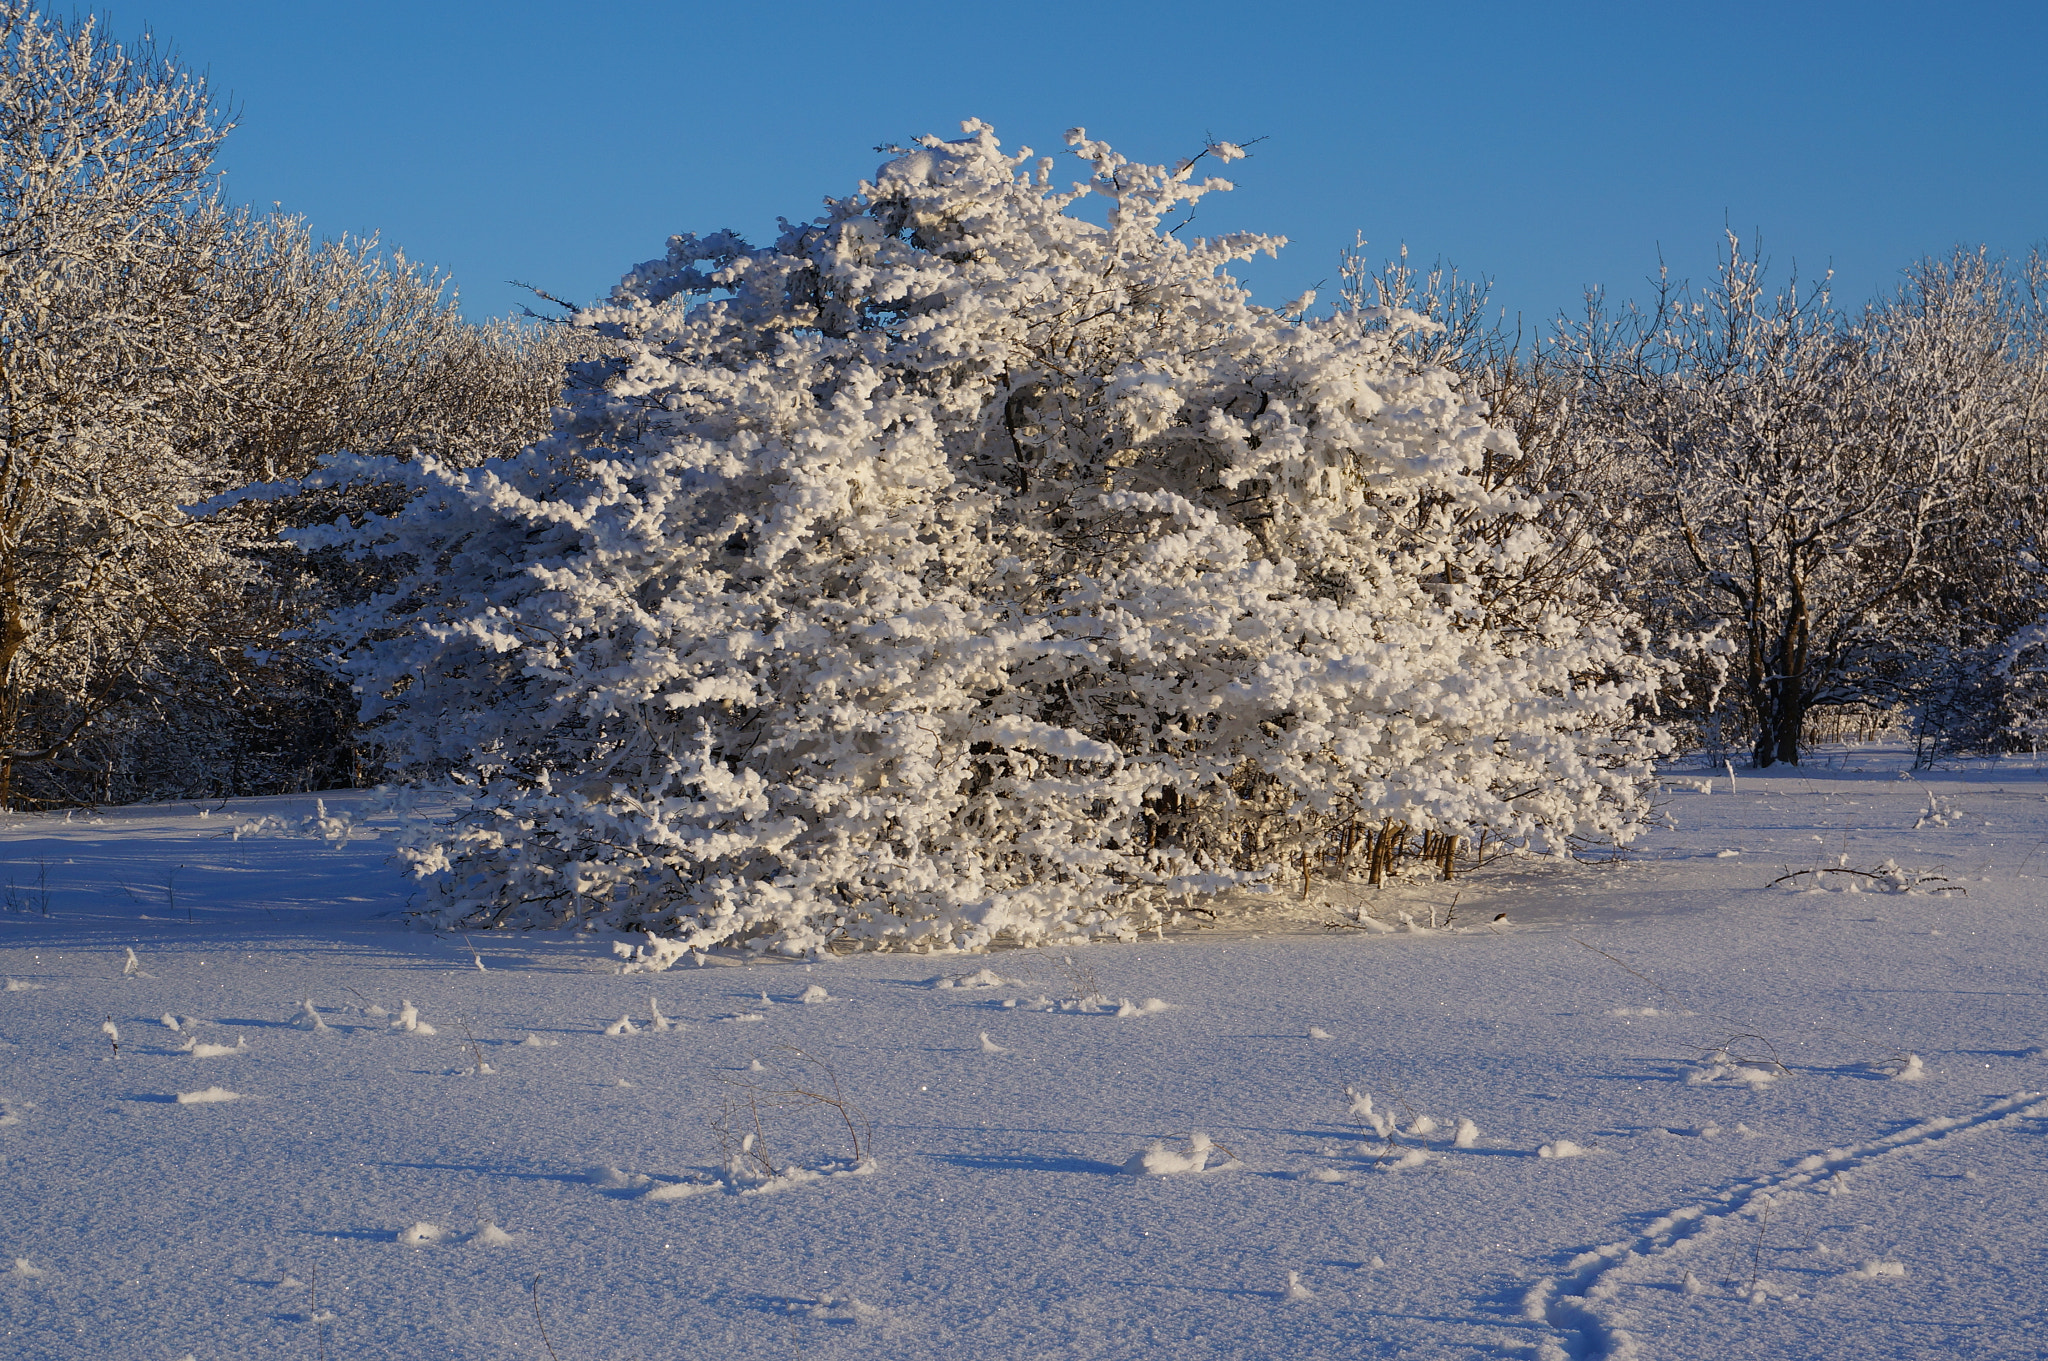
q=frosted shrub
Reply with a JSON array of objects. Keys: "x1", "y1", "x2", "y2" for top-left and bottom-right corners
[{"x1": 295, "y1": 121, "x2": 1665, "y2": 954}]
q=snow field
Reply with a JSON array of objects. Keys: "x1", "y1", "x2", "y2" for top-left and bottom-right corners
[{"x1": 0, "y1": 752, "x2": 2045, "y2": 1359}]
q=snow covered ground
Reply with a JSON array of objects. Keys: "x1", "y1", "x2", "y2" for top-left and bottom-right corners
[{"x1": 2, "y1": 745, "x2": 2044, "y2": 1360}]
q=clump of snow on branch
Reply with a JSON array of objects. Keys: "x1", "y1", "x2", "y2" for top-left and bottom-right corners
[{"x1": 289, "y1": 119, "x2": 1667, "y2": 955}]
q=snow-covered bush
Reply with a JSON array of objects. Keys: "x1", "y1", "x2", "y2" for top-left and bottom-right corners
[{"x1": 294, "y1": 121, "x2": 1666, "y2": 954}]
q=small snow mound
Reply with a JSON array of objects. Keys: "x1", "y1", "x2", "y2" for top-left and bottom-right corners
[
  {"x1": 397, "y1": 1222, "x2": 447, "y2": 1247},
  {"x1": 613, "y1": 932, "x2": 693, "y2": 973},
  {"x1": 1381, "y1": 1149, "x2": 1432, "y2": 1171},
  {"x1": 1538, "y1": 1140, "x2": 1590, "y2": 1159},
  {"x1": 1408, "y1": 1115, "x2": 1439, "y2": 1137},
  {"x1": 647, "y1": 997, "x2": 674, "y2": 1032},
  {"x1": 1682, "y1": 1270, "x2": 1707, "y2": 1295},
  {"x1": 1847, "y1": 1260, "x2": 1907, "y2": 1281},
  {"x1": 1114, "y1": 997, "x2": 1170, "y2": 1017},
  {"x1": 1689, "y1": 1051, "x2": 1779, "y2": 1089},
  {"x1": 470, "y1": 1222, "x2": 517, "y2": 1246},
  {"x1": 592, "y1": 1166, "x2": 652, "y2": 1190},
  {"x1": 642, "y1": 1178, "x2": 718, "y2": 1203},
  {"x1": 799, "y1": 984, "x2": 831, "y2": 1004},
  {"x1": 390, "y1": 1000, "x2": 436, "y2": 1036},
  {"x1": 734, "y1": 1157, "x2": 877, "y2": 1197},
  {"x1": 292, "y1": 1001, "x2": 332, "y2": 1033},
  {"x1": 1716, "y1": 849, "x2": 1741, "y2": 857},
  {"x1": 978, "y1": 1031, "x2": 1009, "y2": 1054},
  {"x1": 805, "y1": 1294, "x2": 883, "y2": 1324},
  {"x1": 180, "y1": 1035, "x2": 248, "y2": 1058},
  {"x1": 933, "y1": 968, "x2": 1007, "y2": 989},
  {"x1": 122, "y1": 947, "x2": 145, "y2": 977},
  {"x1": 1891, "y1": 1053, "x2": 1928, "y2": 1081},
  {"x1": 1284, "y1": 1270, "x2": 1315, "y2": 1301},
  {"x1": 1307, "y1": 1026, "x2": 1333, "y2": 1040},
  {"x1": 720, "y1": 1012, "x2": 766, "y2": 1024},
  {"x1": 1300, "y1": 1168, "x2": 1350, "y2": 1183},
  {"x1": 10, "y1": 1258, "x2": 44, "y2": 1279},
  {"x1": 4, "y1": 978, "x2": 43, "y2": 991},
  {"x1": 1453, "y1": 1118, "x2": 1480, "y2": 1148},
  {"x1": 175, "y1": 1087, "x2": 240, "y2": 1105},
  {"x1": 519, "y1": 1033, "x2": 559, "y2": 1047},
  {"x1": 604, "y1": 1015, "x2": 640, "y2": 1037},
  {"x1": 1607, "y1": 1007, "x2": 1663, "y2": 1017},
  {"x1": 1122, "y1": 1132, "x2": 1239, "y2": 1176}
]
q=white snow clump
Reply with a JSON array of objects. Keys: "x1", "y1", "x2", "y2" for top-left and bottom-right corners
[
  {"x1": 1123, "y1": 1132, "x2": 1239, "y2": 1176},
  {"x1": 175, "y1": 1087, "x2": 240, "y2": 1105},
  {"x1": 389, "y1": 1000, "x2": 436, "y2": 1036}
]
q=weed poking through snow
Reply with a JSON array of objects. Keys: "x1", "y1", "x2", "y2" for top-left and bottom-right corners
[{"x1": 711, "y1": 1045, "x2": 874, "y2": 1188}]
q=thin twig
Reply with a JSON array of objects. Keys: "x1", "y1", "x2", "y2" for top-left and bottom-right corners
[
  {"x1": 530, "y1": 1274, "x2": 563, "y2": 1361},
  {"x1": 1570, "y1": 936, "x2": 1674, "y2": 1000},
  {"x1": 1746, "y1": 1194, "x2": 1773, "y2": 1296}
]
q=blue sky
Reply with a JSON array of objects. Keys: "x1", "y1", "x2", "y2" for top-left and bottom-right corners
[{"x1": 128, "y1": 1, "x2": 2046, "y2": 328}]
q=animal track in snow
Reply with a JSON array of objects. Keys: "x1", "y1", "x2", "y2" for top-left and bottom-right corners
[{"x1": 1521, "y1": 1088, "x2": 2048, "y2": 1361}]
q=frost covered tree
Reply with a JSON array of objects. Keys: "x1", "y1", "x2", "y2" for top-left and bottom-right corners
[
  {"x1": 298, "y1": 122, "x2": 1667, "y2": 954},
  {"x1": 0, "y1": 4, "x2": 589, "y2": 806},
  {"x1": 0, "y1": 5, "x2": 244, "y2": 803}
]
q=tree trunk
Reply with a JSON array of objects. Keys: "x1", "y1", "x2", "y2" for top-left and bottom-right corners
[{"x1": 1755, "y1": 568, "x2": 1811, "y2": 767}]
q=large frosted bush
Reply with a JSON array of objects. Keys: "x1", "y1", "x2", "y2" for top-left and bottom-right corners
[{"x1": 297, "y1": 122, "x2": 1667, "y2": 955}]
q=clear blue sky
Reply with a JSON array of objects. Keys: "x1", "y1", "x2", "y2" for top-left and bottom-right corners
[{"x1": 125, "y1": 0, "x2": 2046, "y2": 328}]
